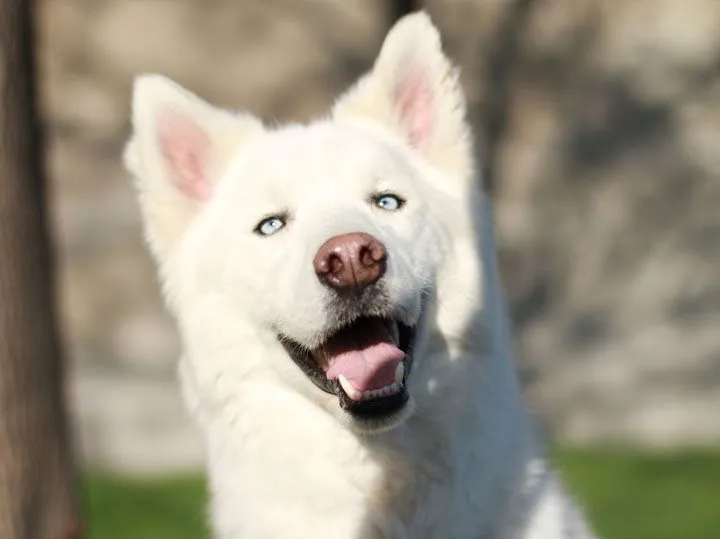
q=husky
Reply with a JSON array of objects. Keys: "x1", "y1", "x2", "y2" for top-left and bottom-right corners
[{"x1": 124, "y1": 12, "x2": 595, "y2": 539}]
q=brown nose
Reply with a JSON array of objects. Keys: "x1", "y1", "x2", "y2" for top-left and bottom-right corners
[{"x1": 314, "y1": 233, "x2": 387, "y2": 291}]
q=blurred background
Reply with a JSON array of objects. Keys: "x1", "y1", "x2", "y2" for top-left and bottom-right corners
[{"x1": 31, "y1": 0, "x2": 720, "y2": 537}]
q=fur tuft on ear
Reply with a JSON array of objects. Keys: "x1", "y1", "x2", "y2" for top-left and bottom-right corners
[
  {"x1": 333, "y1": 12, "x2": 474, "y2": 181},
  {"x1": 124, "y1": 75, "x2": 263, "y2": 262}
]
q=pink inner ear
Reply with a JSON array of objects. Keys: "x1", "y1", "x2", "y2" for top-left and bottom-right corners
[
  {"x1": 157, "y1": 109, "x2": 212, "y2": 201},
  {"x1": 392, "y1": 65, "x2": 434, "y2": 152}
]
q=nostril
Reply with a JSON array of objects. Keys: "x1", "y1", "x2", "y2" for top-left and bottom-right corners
[
  {"x1": 359, "y1": 246, "x2": 374, "y2": 268},
  {"x1": 329, "y1": 254, "x2": 344, "y2": 275},
  {"x1": 360, "y1": 240, "x2": 386, "y2": 268}
]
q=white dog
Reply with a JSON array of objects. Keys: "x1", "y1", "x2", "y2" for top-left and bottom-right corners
[{"x1": 124, "y1": 12, "x2": 595, "y2": 539}]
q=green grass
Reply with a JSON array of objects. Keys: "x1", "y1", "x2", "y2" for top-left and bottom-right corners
[
  {"x1": 85, "y1": 450, "x2": 720, "y2": 539},
  {"x1": 85, "y1": 474, "x2": 209, "y2": 539},
  {"x1": 556, "y1": 449, "x2": 720, "y2": 539}
]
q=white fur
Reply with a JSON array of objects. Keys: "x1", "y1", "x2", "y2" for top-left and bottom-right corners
[{"x1": 124, "y1": 12, "x2": 596, "y2": 539}]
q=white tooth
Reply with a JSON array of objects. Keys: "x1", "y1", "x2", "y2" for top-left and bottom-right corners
[
  {"x1": 389, "y1": 383, "x2": 399, "y2": 393},
  {"x1": 338, "y1": 375, "x2": 363, "y2": 401},
  {"x1": 394, "y1": 363, "x2": 405, "y2": 385}
]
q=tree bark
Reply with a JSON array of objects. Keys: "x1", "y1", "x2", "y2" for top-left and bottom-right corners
[
  {"x1": 390, "y1": 0, "x2": 420, "y2": 21},
  {"x1": 0, "y1": 1, "x2": 81, "y2": 538}
]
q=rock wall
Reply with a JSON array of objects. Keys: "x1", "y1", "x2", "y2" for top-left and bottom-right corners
[{"x1": 38, "y1": 0, "x2": 720, "y2": 473}]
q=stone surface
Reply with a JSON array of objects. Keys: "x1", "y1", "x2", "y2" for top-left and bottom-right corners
[{"x1": 37, "y1": 0, "x2": 720, "y2": 473}]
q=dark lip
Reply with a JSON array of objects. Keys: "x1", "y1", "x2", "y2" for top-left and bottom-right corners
[
  {"x1": 335, "y1": 378, "x2": 411, "y2": 419},
  {"x1": 280, "y1": 317, "x2": 417, "y2": 421}
]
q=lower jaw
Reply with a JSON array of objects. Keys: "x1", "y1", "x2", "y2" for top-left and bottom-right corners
[
  {"x1": 340, "y1": 393, "x2": 416, "y2": 434},
  {"x1": 338, "y1": 384, "x2": 410, "y2": 418}
]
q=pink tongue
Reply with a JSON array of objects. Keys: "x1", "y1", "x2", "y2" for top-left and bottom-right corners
[{"x1": 322, "y1": 320, "x2": 405, "y2": 393}]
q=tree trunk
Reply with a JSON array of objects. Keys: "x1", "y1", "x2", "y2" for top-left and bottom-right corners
[
  {"x1": 390, "y1": 0, "x2": 420, "y2": 21},
  {"x1": 0, "y1": 1, "x2": 81, "y2": 538}
]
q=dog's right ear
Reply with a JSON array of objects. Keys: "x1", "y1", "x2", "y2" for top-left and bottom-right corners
[{"x1": 124, "y1": 75, "x2": 263, "y2": 263}]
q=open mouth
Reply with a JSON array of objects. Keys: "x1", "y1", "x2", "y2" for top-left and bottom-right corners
[{"x1": 282, "y1": 316, "x2": 416, "y2": 421}]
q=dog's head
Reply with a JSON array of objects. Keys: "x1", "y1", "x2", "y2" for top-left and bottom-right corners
[{"x1": 125, "y1": 13, "x2": 480, "y2": 433}]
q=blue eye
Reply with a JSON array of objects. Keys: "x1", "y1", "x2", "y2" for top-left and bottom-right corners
[
  {"x1": 375, "y1": 194, "x2": 404, "y2": 211},
  {"x1": 256, "y1": 216, "x2": 285, "y2": 236}
]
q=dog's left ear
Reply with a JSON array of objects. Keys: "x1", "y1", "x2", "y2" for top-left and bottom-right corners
[{"x1": 333, "y1": 12, "x2": 473, "y2": 180}]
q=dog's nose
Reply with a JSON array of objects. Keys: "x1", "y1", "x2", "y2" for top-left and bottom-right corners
[{"x1": 314, "y1": 233, "x2": 387, "y2": 291}]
